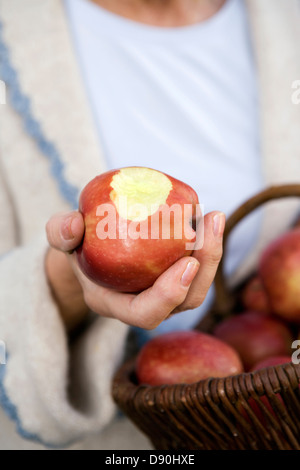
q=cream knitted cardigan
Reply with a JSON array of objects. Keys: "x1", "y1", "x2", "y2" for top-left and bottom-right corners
[{"x1": 0, "y1": 0, "x2": 300, "y2": 449}]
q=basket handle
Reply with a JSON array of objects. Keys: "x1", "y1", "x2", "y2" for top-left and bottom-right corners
[{"x1": 196, "y1": 184, "x2": 300, "y2": 331}]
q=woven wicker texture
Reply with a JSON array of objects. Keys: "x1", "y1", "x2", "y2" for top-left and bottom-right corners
[
  {"x1": 113, "y1": 360, "x2": 300, "y2": 450},
  {"x1": 112, "y1": 185, "x2": 300, "y2": 450}
]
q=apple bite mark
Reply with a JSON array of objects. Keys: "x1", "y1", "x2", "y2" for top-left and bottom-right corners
[
  {"x1": 109, "y1": 167, "x2": 173, "y2": 222},
  {"x1": 76, "y1": 167, "x2": 200, "y2": 292}
]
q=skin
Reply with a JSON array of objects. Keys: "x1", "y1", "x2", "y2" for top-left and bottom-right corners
[
  {"x1": 46, "y1": 0, "x2": 227, "y2": 331},
  {"x1": 46, "y1": 211, "x2": 225, "y2": 330},
  {"x1": 89, "y1": 0, "x2": 227, "y2": 27}
]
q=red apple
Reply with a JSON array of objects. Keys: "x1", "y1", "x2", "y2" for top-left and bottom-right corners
[
  {"x1": 250, "y1": 355, "x2": 299, "y2": 395},
  {"x1": 238, "y1": 356, "x2": 293, "y2": 428},
  {"x1": 241, "y1": 275, "x2": 271, "y2": 314},
  {"x1": 259, "y1": 228, "x2": 300, "y2": 323},
  {"x1": 245, "y1": 356, "x2": 298, "y2": 427},
  {"x1": 250, "y1": 355, "x2": 292, "y2": 371},
  {"x1": 213, "y1": 311, "x2": 293, "y2": 371},
  {"x1": 135, "y1": 330, "x2": 243, "y2": 386},
  {"x1": 76, "y1": 167, "x2": 200, "y2": 292}
]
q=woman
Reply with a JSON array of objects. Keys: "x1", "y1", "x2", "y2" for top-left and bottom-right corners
[{"x1": 0, "y1": 0, "x2": 299, "y2": 450}]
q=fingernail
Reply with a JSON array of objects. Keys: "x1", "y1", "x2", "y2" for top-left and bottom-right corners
[
  {"x1": 181, "y1": 260, "x2": 200, "y2": 287},
  {"x1": 61, "y1": 215, "x2": 75, "y2": 241},
  {"x1": 213, "y1": 213, "x2": 225, "y2": 238}
]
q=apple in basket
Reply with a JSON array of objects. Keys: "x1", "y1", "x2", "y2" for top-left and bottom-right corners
[
  {"x1": 213, "y1": 311, "x2": 293, "y2": 371},
  {"x1": 250, "y1": 355, "x2": 299, "y2": 421},
  {"x1": 259, "y1": 227, "x2": 300, "y2": 323},
  {"x1": 240, "y1": 356, "x2": 297, "y2": 426},
  {"x1": 75, "y1": 167, "x2": 200, "y2": 292},
  {"x1": 250, "y1": 355, "x2": 293, "y2": 371},
  {"x1": 135, "y1": 330, "x2": 243, "y2": 386},
  {"x1": 240, "y1": 275, "x2": 271, "y2": 314}
]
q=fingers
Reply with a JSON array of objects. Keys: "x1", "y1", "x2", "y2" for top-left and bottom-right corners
[
  {"x1": 67, "y1": 210, "x2": 224, "y2": 330},
  {"x1": 46, "y1": 211, "x2": 85, "y2": 252},
  {"x1": 173, "y1": 211, "x2": 225, "y2": 312},
  {"x1": 118, "y1": 256, "x2": 201, "y2": 329},
  {"x1": 76, "y1": 255, "x2": 200, "y2": 329}
]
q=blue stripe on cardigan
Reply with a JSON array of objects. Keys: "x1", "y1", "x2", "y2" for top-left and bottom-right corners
[
  {"x1": 0, "y1": 359, "x2": 76, "y2": 449},
  {"x1": 0, "y1": 17, "x2": 151, "y2": 344},
  {"x1": 0, "y1": 359, "x2": 53, "y2": 447},
  {"x1": 0, "y1": 20, "x2": 79, "y2": 210},
  {"x1": 0, "y1": 18, "x2": 151, "y2": 447}
]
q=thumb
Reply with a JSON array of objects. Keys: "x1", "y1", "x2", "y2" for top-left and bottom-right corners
[{"x1": 46, "y1": 211, "x2": 84, "y2": 253}]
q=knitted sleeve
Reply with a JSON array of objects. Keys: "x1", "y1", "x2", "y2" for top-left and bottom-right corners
[{"x1": 0, "y1": 166, "x2": 130, "y2": 447}]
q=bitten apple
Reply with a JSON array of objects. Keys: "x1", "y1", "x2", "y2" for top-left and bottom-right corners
[
  {"x1": 76, "y1": 167, "x2": 200, "y2": 292},
  {"x1": 136, "y1": 330, "x2": 243, "y2": 386},
  {"x1": 213, "y1": 311, "x2": 293, "y2": 371},
  {"x1": 259, "y1": 228, "x2": 300, "y2": 323}
]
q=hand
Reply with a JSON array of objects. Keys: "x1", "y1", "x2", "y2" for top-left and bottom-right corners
[{"x1": 46, "y1": 210, "x2": 225, "y2": 330}]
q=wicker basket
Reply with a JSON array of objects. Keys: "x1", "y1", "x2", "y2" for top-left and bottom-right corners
[{"x1": 112, "y1": 185, "x2": 300, "y2": 450}]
